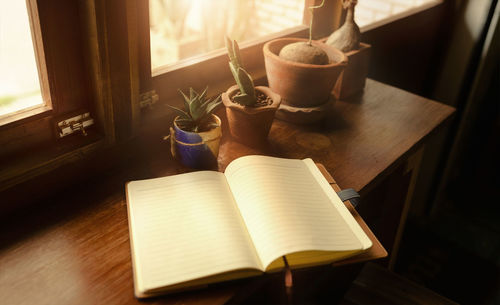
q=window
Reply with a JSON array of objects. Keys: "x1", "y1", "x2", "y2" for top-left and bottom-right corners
[
  {"x1": 356, "y1": 0, "x2": 442, "y2": 30},
  {"x1": 140, "y1": 0, "x2": 343, "y2": 119},
  {"x1": 0, "y1": 0, "x2": 124, "y2": 192},
  {"x1": 149, "y1": 0, "x2": 305, "y2": 70},
  {"x1": 0, "y1": 0, "x2": 95, "y2": 157},
  {"x1": 0, "y1": 0, "x2": 43, "y2": 117}
]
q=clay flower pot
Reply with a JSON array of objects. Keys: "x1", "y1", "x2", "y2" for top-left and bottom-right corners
[
  {"x1": 222, "y1": 85, "x2": 281, "y2": 146},
  {"x1": 333, "y1": 42, "x2": 371, "y2": 100},
  {"x1": 171, "y1": 114, "x2": 222, "y2": 169},
  {"x1": 263, "y1": 38, "x2": 347, "y2": 108}
]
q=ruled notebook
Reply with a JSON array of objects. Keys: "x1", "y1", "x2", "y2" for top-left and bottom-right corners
[{"x1": 125, "y1": 155, "x2": 372, "y2": 298}]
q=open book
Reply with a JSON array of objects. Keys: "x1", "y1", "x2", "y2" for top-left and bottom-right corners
[{"x1": 126, "y1": 155, "x2": 372, "y2": 298}]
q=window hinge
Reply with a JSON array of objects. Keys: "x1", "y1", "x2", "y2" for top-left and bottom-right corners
[
  {"x1": 139, "y1": 90, "x2": 159, "y2": 109},
  {"x1": 57, "y1": 112, "x2": 94, "y2": 138}
]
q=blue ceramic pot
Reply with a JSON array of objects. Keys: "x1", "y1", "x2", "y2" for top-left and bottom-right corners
[{"x1": 172, "y1": 114, "x2": 222, "y2": 169}]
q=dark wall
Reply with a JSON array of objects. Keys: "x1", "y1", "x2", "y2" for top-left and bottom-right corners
[
  {"x1": 360, "y1": 2, "x2": 451, "y2": 100},
  {"x1": 358, "y1": 2, "x2": 454, "y2": 218},
  {"x1": 365, "y1": 2, "x2": 500, "y2": 303},
  {"x1": 359, "y1": 0, "x2": 499, "y2": 217}
]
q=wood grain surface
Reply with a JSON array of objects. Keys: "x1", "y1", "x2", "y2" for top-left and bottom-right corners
[
  {"x1": 223, "y1": 79, "x2": 455, "y2": 195},
  {"x1": 340, "y1": 262, "x2": 459, "y2": 305},
  {"x1": 0, "y1": 79, "x2": 454, "y2": 305}
]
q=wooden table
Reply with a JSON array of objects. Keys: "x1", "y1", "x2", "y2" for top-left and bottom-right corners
[{"x1": 0, "y1": 79, "x2": 454, "y2": 305}]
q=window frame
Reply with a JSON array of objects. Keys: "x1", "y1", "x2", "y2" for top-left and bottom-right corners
[
  {"x1": 0, "y1": 0, "x2": 140, "y2": 193},
  {"x1": 0, "y1": 0, "x2": 52, "y2": 127},
  {"x1": 0, "y1": 0, "x2": 102, "y2": 157}
]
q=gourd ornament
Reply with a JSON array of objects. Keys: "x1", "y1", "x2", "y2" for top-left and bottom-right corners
[
  {"x1": 326, "y1": 0, "x2": 361, "y2": 52},
  {"x1": 328, "y1": 0, "x2": 371, "y2": 100}
]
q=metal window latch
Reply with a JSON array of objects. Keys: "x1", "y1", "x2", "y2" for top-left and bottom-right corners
[
  {"x1": 139, "y1": 90, "x2": 159, "y2": 109},
  {"x1": 57, "y1": 112, "x2": 94, "y2": 138}
]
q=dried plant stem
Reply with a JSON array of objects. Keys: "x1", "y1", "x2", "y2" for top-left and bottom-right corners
[{"x1": 308, "y1": 0, "x2": 325, "y2": 45}]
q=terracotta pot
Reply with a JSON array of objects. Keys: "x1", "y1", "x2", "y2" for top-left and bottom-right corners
[
  {"x1": 222, "y1": 85, "x2": 281, "y2": 146},
  {"x1": 333, "y1": 43, "x2": 371, "y2": 100},
  {"x1": 263, "y1": 38, "x2": 347, "y2": 108},
  {"x1": 171, "y1": 114, "x2": 221, "y2": 169}
]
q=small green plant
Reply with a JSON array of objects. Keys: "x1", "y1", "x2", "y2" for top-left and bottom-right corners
[
  {"x1": 225, "y1": 36, "x2": 257, "y2": 106},
  {"x1": 168, "y1": 87, "x2": 221, "y2": 133}
]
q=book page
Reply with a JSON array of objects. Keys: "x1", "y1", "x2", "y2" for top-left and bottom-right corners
[
  {"x1": 126, "y1": 171, "x2": 262, "y2": 295},
  {"x1": 224, "y1": 156, "x2": 372, "y2": 270}
]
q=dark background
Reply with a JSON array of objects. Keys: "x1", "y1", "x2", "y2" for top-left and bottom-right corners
[{"x1": 361, "y1": 0, "x2": 500, "y2": 304}]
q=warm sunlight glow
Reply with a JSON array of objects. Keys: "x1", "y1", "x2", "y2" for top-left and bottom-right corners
[
  {"x1": 149, "y1": 0, "x2": 442, "y2": 71},
  {"x1": 0, "y1": 0, "x2": 43, "y2": 117},
  {"x1": 150, "y1": 0, "x2": 304, "y2": 70}
]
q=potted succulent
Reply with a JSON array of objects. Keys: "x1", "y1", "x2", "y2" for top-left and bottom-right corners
[
  {"x1": 326, "y1": 0, "x2": 371, "y2": 99},
  {"x1": 263, "y1": 0, "x2": 347, "y2": 123},
  {"x1": 167, "y1": 87, "x2": 222, "y2": 169},
  {"x1": 222, "y1": 37, "x2": 281, "y2": 146}
]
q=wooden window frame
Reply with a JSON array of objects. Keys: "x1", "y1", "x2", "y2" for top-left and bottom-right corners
[
  {"x1": 0, "y1": 0, "x2": 140, "y2": 194},
  {"x1": 0, "y1": 0, "x2": 104, "y2": 148}
]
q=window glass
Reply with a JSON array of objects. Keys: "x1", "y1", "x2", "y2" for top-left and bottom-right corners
[
  {"x1": 356, "y1": 0, "x2": 441, "y2": 27},
  {"x1": 150, "y1": 0, "x2": 304, "y2": 70},
  {"x1": 0, "y1": 0, "x2": 43, "y2": 117}
]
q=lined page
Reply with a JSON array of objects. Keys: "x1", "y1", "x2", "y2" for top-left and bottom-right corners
[
  {"x1": 126, "y1": 171, "x2": 262, "y2": 294},
  {"x1": 224, "y1": 156, "x2": 370, "y2": 269}
]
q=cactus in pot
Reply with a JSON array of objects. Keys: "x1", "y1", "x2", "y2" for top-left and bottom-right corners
[
  {"x1": 226, "y1": 37, "x2": 257, "y2": 106},
  {"x1": 168, "y1": 87, "x2": 221, "y2": 133},
  {"x1": 167, "y1": 87, "x2": 222, "y2": 169},
  {"x1": 222, "y1": 37, "x2": 281, "y2": 146}
]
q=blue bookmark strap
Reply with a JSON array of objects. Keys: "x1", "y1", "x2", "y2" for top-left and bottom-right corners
[{"x1": 337, "y1": 188, "x2": 361, "y2": 208}]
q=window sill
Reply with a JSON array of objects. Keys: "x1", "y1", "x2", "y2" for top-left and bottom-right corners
[
  {"x1": 0, "y1": 131, "x2": 105, "y2": 193},
  {"x1": 0, "y1": 105, "x2": 52, "y2": 128}
]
